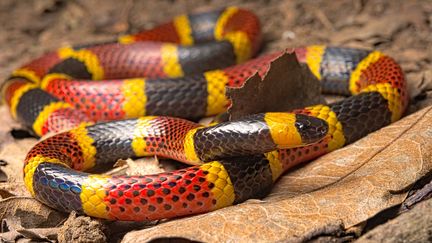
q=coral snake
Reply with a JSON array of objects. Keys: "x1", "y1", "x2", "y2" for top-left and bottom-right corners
[{"x1": 1, "y1": 7, "x2": 408, "y2": 221}]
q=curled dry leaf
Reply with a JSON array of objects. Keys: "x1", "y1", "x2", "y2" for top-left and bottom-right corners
[
  {"x1": 122, "y1": 106, "x2": 432, "y2": 242},
  {"x1": 227, "y1": 51, "x2": 324, "y2": 120}
]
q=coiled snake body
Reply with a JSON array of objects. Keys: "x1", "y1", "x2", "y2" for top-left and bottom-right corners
[{"x1": 2, "y1": 7, "x2": 408, "y2": 221}]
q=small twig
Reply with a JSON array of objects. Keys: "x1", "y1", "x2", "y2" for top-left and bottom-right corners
[{"x1": 401, "y1": 179, "x2": 432, "y2": 212}]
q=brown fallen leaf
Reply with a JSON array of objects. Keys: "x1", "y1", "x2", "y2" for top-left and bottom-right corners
[
  {"x1": 357, "y1": 198, "x2": 432, "y2": 243},
  {"x1": 121, "y1": 106, "x2": 432, "y2": 242},
  {"x1": 0, "y1": 138, "x2": 36, "y2": 187},
  {"x1": 227, "y1": 51, "x2": 324, "y2": 120},
  {"x1": 0, "y1": 197, "x2": 66, "y2": 228},
  {"x1": 330, "y1": 9, "x2": 417, "y2": 45},
  {"x1": 0, "y1": 217, "x2": 58, "y2": 242}
]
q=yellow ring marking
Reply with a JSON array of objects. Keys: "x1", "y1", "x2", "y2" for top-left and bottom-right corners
[
  {"x1": 361, "y1": 83, "x2": 402, "y2": 122},
  {"x1": 161, "y1": 44, "x2": 184, "y2": 78},
  {"x1": 80, "y1": 174, "x2": 110, "y2": 219},
  {"x1": 264, "y1": 113, "x2": 303, "y2": 148},
  {"x1": 10, "y1": 83, "x2": 38, "y2": 119},
  {"x1": 200, "y1": 161, "x2": 235, "y2": 209},
  {"x1": 183, "y1": 127, "x2": 201, "y2": 164},
  {"x1": 40, "y1": 73, "x2": 72, "y2": 90},
  {"x1": 204, "y1": 70, "x2": 229, "y2": 116},
  {"x1": 118, "y1": 35, "x2": 136, "y2": 44},
  {"x1": 24, "y1": 155, "x2": 66, "y2": 196},
  {"x1": 11, "y1": 68, "x2": 41, "y2": 84},
  {"x1": 121, "y1": 78, "x2": 147, "y2": 118},
  {"x1": 58, "y1": 47, "x2": 104, "y2": 80},
  {"x1": 173, "y1": 15, "x2": 194, "y2": 45},
  {"x1": 214, "y1": 7, "x2": 252, "y2": 63},
  {"x1": 131, "y1": 116, "x2": 157, "y2": 157},
  {"x1": 69, "y1": 122, "x2": 97, "y2": 171},
  {"x1": 214, "y1": 6, "x2": 238, "y2": 40},
  {"x1": 32, "y1": 102, "x2": 72, "y2": 136},
  {"x1": 304, "y1": 105, "x2": 345, "y2": 151},
  {"x1": 265, "y1": 151, "x2": 283, "y2": 182},
  {"x1": 349, "y1": 51, "x2": 384, "y2": 94},
  {"x1": 225, "y1": 31, "x2": 252, "y2": 63},
  {"x1": 305, "y1": 45, "x2": 326, "y2": 80}
]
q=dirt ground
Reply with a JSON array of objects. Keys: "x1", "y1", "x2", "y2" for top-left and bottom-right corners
[{"x1": 0, "y1": 0, "x2": 432, "y2": 242}]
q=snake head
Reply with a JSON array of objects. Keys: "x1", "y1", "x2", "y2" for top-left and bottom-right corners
[
  {"x1": 264, "y1": 112, "x2": 328, "y2": 149},
  {"x1": 294, "y1": 114, "x2": 329, "y2": 145}
]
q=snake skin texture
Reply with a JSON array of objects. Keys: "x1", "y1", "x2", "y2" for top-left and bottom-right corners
[{"x1": 2, "y1": 6, "x2": 408, "y2": 221}]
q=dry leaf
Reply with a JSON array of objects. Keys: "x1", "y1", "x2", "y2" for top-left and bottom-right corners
[
  {"x1": 0, "y1": 138, "x2": 36, "y2": 186},
  {"x1": 0, "y1": 217, "x2": 58, "y2": 242},
  {"x1": 122, "y1": 106, "x2": 432, "y2": 242},
  {"x1": 330, "y1": 10, "x2": 416, "y2": 45},
  {"x1": 227, "y1": 51, "x2": 324, "y2": 120},
  {"x1": 357, "y1": 198, "x2": 432, "y2": 243},
  {"x1": 0, "y1": 197, "x2": 66, "y2": 228}
]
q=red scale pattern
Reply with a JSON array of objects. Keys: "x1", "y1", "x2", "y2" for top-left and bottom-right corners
[
  {"x1": 104, "y1": 167, "x2": 215, "y2": 221},
  {"x1": 17, "y1": 52, "x2": 62, "y2": 81},
  {"x1": 40, "y1": 108, "x2": 91, "y2": 136},
  {"x1": 3, "y1": 79, "x2": 27, "y2": 106},
  {"x1": 277, "y1": 138, "x2": 330, "y2": 171},
  {"x1": 87, "y1": 42, "x2": 167, "y2": 79},
  {"x1": 224, "y1": 52, "x2": 282, "y2": 87},
  {"x1": 141, "y1": 117, "x2": 201, "y2": 163},
  {"x1": 44, "y1": 78, "x2": 127, "y2": 121},
  {"x1": 294, "y1": 47, "x2": 307, "y2": 63},
  {"x1": 223, "y1": 49, "x2": 307, "y2": 87},
  {"x1": 25, "y1": 132, "x2": 84, "y2": 169},
  {"x1": 223, "y1": 9, "x2": 262, "y2": 56},
  {"x1": 357, "y1": 56, "x2": 408, "y2": 110},
  {"x1": 128, "y1": 22, "x2": 181, "y2": 43}
]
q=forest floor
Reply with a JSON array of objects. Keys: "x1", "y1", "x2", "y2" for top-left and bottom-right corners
[{"x1": 0, "y1": 0, "x2": 432, "y2": 242}]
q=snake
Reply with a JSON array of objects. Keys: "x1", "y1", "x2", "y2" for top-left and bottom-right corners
[{"x1": 1, "y1": 7, "x2": 408, "y2": 221}]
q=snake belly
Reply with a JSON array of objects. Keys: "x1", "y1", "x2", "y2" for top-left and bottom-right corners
[{"x1": 1, "y1": 6, "x2": 408, "y2": 221}]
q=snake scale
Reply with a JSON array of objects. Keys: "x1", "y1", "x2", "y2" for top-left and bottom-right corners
[{"x1": 1, "y1": 7, "x2": 408, "y2": 221}]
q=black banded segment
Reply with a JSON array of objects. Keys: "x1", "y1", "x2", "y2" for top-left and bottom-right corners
[
  {"x1": 320, "y1": 47, "x2": 370, "y2": 95},
  {"x1": 16, "y1": 88, "x2": 59, "y2": 129},
  {"x1": 178, "y1": 41, "x2": 236, "y2": 75},
  {"x1": 295, "y1": 114, "x2": 329, "y2": 144},
  {"x1": 187, "y1": 8, "x2": 224, "y2": 43},
  {"x1": 86, "y1": 119, "x2": 138, "y2": 166},
  {"x1": 145, "y1": 75, "x2": 207, "y2": 118},
  {"x1": 48, "y1": 58, "x2": 92, "y2": 79},
  {"x1": 33, "y1": 162, "x2": 85, "y2": 213},
  {"x1": 219, "y1": 155, "x2": 273, "y2": 204},
  {"x1": 193, "y1": 113, "x2": 275, "y2": 162},
  {"x1": 329, "y1": 91, "x2": 392, "y2": 144}
]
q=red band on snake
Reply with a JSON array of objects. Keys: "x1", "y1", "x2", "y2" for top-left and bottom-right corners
[{"x1": 2, "y1": 7, "x2": 407, "y2": 221}]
